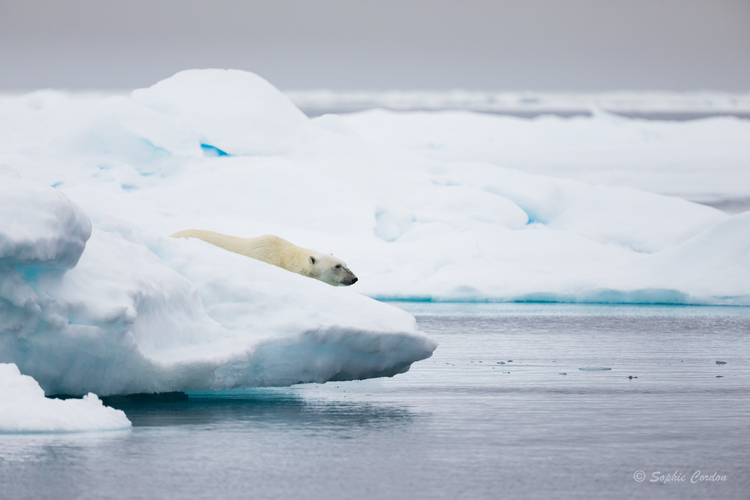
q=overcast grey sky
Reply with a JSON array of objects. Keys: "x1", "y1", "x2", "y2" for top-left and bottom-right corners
[{"x1": 1, "y1": 0, "x2": 748, "y2": 91}]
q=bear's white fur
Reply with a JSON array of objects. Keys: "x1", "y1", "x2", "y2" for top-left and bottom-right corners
[{"x1": 170, "y1": 230, "x2": 358, "y2": 286}]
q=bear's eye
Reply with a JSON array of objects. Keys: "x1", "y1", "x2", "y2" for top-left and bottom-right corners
[
  {"x1": 335, "y1": 264, "x2": 341, "y2": 269},
  {"x1": 310, "y1": 256, "x2": 316, "y2": 264}
]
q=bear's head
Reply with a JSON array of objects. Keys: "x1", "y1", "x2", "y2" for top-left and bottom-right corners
[{"x1": 308, "y1": 253, "x2": 358, "y2": 286}]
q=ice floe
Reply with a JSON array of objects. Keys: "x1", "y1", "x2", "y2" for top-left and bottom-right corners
[
  {"x1": 0, "y1": 174, "x2": 434, "y2": 396},
  {"x1": 0, "y1": 363, "x2": 131, "y2": 433},
  {"x1": 0, "y1": 69, "x2": 748, "y2": 396}
]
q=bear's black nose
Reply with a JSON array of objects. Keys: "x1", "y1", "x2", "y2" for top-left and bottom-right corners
[{"x1": 351, "y1": 277, "x2": 358, "y2": 284}]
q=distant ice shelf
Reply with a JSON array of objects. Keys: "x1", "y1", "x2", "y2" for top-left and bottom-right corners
[{"x1": 284, "y1": 89, "x2": 750, "y2": 119}]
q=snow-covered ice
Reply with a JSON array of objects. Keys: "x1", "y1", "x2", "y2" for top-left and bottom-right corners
[
  {"x1": 0, "y1": 175, "x2": 90, "y2": 268},
  {"x1": 0, "y1": 363, "x2": 131, "y2": 432},
  {"x1": 0, "y1": 167, "x2": 434, "y2": 396},
  {"x1": 341, "y1": 108, "x2": 750, "y2": 202},
  {"x1": 1, "y1": 69, "x2": 748, "y2": 396}
]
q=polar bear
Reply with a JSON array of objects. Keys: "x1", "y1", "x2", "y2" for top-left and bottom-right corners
[{"x1": 170, "y1": 230, "x2": 358, "y2": 286}]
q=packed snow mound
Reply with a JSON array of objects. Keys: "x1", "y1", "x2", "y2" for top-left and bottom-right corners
[
  {"x1": 0, "y1": 363, "x2": 131, "y2": 433},
  {"x1": 0, "y1": 68, "x2": 747, "y2": 311},
  {"x1": 0, "y1": 174, "x2": 91, "y2": 268},
  {"x1": 457, "y1": 164, "x2": 725, "y2": 253},
  {"x1": 131, "y1": 69, "x2": 313, "y2": 156}
]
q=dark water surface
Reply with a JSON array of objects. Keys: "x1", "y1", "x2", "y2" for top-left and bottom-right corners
[{"x1": 2, "y1": 304, "x2": 749, "y2": 500}]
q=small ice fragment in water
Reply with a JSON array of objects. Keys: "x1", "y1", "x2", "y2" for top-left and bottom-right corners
[
  {"x1": 559, "y1": 373, "x2": 567, "y2": 376},
  {"x1": 497, "y1": 361, "x2": 505, "y2": 365},
  {"x1": 507, "y1": 360, "x2": 513, "y2": 362},
  {"x1": 579, "y1": 367, "x2": 612, "y2": 371},
  {"x1": 716, "y1": 361, "x2": 727, "y2": 365},
  {"x1": 716, "y1": 375, "x2": 724, "y2": 378}
]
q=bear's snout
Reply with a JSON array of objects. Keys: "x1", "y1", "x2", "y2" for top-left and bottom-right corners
[{"x1": 340, "y1": 273, "x2": 358, "y2": 286}]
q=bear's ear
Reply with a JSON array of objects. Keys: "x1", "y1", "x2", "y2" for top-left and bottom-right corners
[{"x1": 310, "y1": 256, "x2": 316, "y2": 265}]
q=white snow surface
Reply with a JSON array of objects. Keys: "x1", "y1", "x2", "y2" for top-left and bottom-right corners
[
  {"x1": 0, "y1": 363, "x2": 131, "y2": 433},
  {"x1": 0, "y1": 69, "x2": 748, "y2": 394},
  {"x1": 341, "y1": 109, "x2": 750, "y2": 202}
]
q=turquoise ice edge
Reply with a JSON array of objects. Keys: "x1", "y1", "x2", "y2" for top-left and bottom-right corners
[{"x1": 372, "y1": 289, "x2": 750, "y2": 308}]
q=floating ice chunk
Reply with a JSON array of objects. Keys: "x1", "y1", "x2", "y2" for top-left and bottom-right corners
[
  {"x1": 0, "y1": 179, "x2": 436, "y2": 395},
  {"x1": 0, "y1": 363, "x2": 131, "y2": 433}
]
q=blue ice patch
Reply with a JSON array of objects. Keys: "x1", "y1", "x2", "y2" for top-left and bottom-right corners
[{"x1": 200, "y1": 143, "x2": 229, "y2": 157}]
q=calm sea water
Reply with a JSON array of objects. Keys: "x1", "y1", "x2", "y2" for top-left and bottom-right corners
[{"x1": 1, "y1": 303, "x2": 748, "y2": 500}]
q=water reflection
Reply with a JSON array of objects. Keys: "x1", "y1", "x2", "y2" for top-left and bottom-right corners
[
  {"x1": 108, "y1": 388, "x2": 417, "y2": 431},
  {"x1": 0, "y1": 388, "x2": 417, "y2": 471},
  {"x1": 0, "y1": 430, "x2": 129, "y2": 463},
  {"x1": 1, "y1": 389, "x2": 419, "y2": 500}
]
